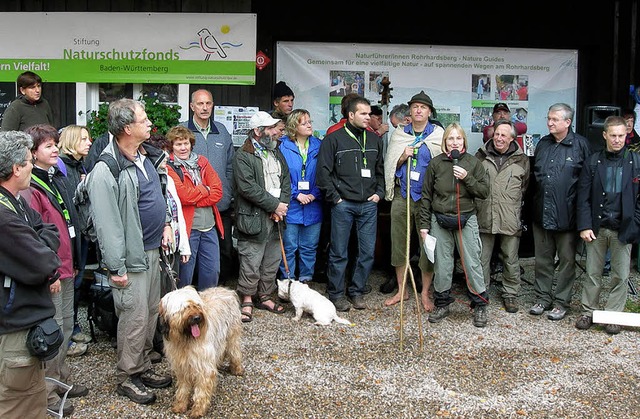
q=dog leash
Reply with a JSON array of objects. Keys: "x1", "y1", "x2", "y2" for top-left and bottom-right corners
[{"x1": 276, "y1": 216, "x2": 292, "y2": 280}]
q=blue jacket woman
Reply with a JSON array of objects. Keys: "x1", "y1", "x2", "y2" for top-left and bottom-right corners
[{"x1": 278, "y1": 109, "x2": 323, "y2": 282}]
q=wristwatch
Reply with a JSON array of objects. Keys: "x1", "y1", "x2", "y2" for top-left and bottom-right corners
[
  {"x1": 48, "y1": 270, "x2": 61, "y2": 284},
  {"x1": 109, "y1": 266, "x2": 127, "y2": 277}
]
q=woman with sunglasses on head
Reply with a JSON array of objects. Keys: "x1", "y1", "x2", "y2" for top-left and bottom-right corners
[{"x1": 278, "y1": 109, "x2": 323, "y2": 284}]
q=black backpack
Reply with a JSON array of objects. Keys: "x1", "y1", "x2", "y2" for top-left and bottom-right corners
[
  {"x1": 74, "y1": 153, "x2": 120, "y2": 242},
  {"x1": 88, "y1": 268, "x2": 118, "y2": 339}
]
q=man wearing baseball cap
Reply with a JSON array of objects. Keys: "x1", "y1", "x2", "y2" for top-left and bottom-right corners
[
  {"x1": 482, "y1": 103, "x2": 527, "y2": 143},
  {"x1": 369, "y1": 105, "x2": 390, "y2": 138},
  {"x1": 233, "y1": 111, "x2": 291, "y2": 322}
]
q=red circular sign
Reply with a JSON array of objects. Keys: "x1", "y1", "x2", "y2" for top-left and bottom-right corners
[{"x1": 256, "y1": 51, "x2": 270, "y2": 70}]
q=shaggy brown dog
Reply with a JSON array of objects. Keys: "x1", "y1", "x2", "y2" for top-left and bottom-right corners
[{"x1": 159, "y1": 286, "x2": 244, "y2": 418}]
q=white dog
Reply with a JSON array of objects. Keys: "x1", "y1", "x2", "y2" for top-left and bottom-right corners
[{"x1": 277, "y1": 279, "x2": 352, "y2": 326}]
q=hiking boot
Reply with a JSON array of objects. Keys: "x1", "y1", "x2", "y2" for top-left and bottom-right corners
[
  {"x1": 71, "y1": 331, "x2": 92, "y2": 344},
  {"x1": 602, "y1": 261, "x2": 611, "y2": 276},
  {"x1": 503, "y1": 296, "x2": 518, "y2": 313},
  {"x1": 48, "y1": 399, "x2": 74, "y2": 417},
  {"x1": 140, "y1": 369, "x2": 172, "y2": 389},
  {"x1": 428, "y1": 305, "x2": 450, "y2": 323},
  {"x1": 149, "y1": 350, "x2": 163, "y2": 364},
  {"x1": 117, "y1": 375, "x2": 156, "y2": 404},
  {"x1": 529, "y1": 302, "x2": 550, "y2": 316},
  {"x1": 350, "y1": 295, "x2": 366, "y2": 310},
  {"x1": 331, "y1": 297, "x2": 351, "y2": 312},
  {"x1": 547, "y1": 306, "x2": 567, "y2": 321},
  {"x1": 490, "y1": 260, "x2": 504, "y2": 275},
  {"x1": 363, "y1": 284, "x2": 372, "y2": 295},
  {"x1": 58, "y1": 383, "x2": 89, "y2": 398},
  {"x1": 67, "y1": 341, "x2": 88, "y2": 357},
  {"x1": 473, "y1": 305, "x2": 488, "y2": 327},
  {"x1": 605, "y1": 324, "x2": 621, "y2": 335},
  {"x1": 575, "y1": 315, "x2": 593, "y2": 330},
  {"x1": 379, "y1": 275, "x2": 397, "y2": 294}
]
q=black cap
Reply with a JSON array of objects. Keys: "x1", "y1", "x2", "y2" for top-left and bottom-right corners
[
  {"x1": 493, "y1": 103, "x2": 510, "y2": 113},
  {"x1": 370, "y1": 105, "x2": 382, "y2": 116},
  {"x1": 273, "y1": 81, "x2": 294, "y2": 100}
]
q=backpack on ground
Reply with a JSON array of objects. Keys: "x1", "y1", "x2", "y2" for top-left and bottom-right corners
[
  {"x1": 88, "y1": 268, "x2": 118, "y2": 340},
  {"x1": 74, "y1": 153, "x2": 120, "y2": 242}
]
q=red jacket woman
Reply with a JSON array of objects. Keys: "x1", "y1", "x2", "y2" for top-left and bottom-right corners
[
  {"x1": 166, "y1": 125, "x2": 224, "y2": 289},
  {"x1": 167, "y1": 153, "x2": 224, "y2": 237}
]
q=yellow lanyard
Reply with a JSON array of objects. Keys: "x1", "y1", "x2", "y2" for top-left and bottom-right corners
[
  {"x1": 0, "y1": 194, "x2": 17, "y2": 213},
  {"x1": 344, "y1": 127, "x2": 367, "y2": 167},
  {"x1": 31, "y1": 174, "x2": 71, "y2": 223},
  {"x1": 0, "y1": 193, "x2": 28, "y2": 223},
  {"x1": 297, "y1": 139, "x2": 309, "y2": 178},
  {"x1": 297, "y1": 139, "x2": 309, "y2": 164}
]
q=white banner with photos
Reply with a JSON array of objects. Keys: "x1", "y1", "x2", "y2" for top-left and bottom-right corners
[{"x1": 276, "y1": 41, "x2": 578, "y2": 153}]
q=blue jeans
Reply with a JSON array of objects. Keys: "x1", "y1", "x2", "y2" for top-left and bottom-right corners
[
  {"x1": 280, "y1": 222, "x2": 322, "y2": 282},
  {"x1": 178, "y1": 228, "x2": 220, "y2": 290},
  {"x1": 327, "y1": 200, "x2": 377, "y2": 300},
  {"x1": 46, "y1": 277, "x2": 74, "y2": 404},
  {"x1": 73, "y1": 236, "x2": 89, "y2": 328}
]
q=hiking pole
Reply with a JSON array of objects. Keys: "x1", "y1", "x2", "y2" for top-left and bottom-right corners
[{"x1": 399, "y1": 155, "x2": 424, "y2": 351}]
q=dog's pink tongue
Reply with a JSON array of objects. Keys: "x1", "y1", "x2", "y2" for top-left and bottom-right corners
[{"x1": 191, "y1": 324, "x2": 200, "y2": 338}]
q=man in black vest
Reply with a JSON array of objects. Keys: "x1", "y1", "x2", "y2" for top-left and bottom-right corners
[{"x1": 575, "y1": 116, "x2": 640, "y2": 335}]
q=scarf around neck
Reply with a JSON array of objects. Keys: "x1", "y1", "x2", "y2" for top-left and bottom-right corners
[{"x1": 173, "y1": 152, "x2": 202, "y2": 185}]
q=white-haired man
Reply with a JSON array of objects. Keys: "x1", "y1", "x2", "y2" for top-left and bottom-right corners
[
  {"x1": 89, "y1": 99, "x2": 174, "y2": 404},
  {"x1": 233, "y1": 111, "x2": 291, "y2": 323}
]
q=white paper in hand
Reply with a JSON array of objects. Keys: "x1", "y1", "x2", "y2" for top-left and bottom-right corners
[{"x1": 423, "y1": 234, "x2": 436, "y2": 263}]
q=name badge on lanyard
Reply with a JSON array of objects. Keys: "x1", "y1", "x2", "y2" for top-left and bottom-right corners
[
  {"x1": 361, "y1": 169, "x2": 371, "y2": 178},
  {"x1": 68, "y1": 225, "x2": 76, "y2": 238},
  {"x1": 297, "y1": 181, "x2": 310, "y2": 190},
  {"x1": 410, "y1": 171, "x2": 420, "y2": 181}
]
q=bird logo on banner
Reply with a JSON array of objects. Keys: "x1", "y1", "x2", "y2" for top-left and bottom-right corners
[{"x1": 197, "y1": 28, "x2": 228, "y2": 60}]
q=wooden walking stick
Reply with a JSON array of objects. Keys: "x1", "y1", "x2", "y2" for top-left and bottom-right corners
[
  {"x1": 380, "y1": 78, "x2": 424, "y2": 350},
  {"x1": 399, "y1": 154, "x2": 424, "y2": 351}
]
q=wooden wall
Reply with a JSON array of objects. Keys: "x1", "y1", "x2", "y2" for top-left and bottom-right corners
[{"x1": 1, "y1": 1, "x2": 638, "y2": 132}]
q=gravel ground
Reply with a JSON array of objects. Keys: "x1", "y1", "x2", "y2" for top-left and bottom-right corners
[{"x1": 63, "y1": 256, "x2": 640, "y2": 418}]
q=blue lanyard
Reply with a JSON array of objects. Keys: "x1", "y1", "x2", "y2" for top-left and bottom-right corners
[
  {"x1": 253, "y1": 140, "x2": 268, "y2": 158},
  {"x1": 410, "y1": 128, "x2": 428, "y2": 169}
]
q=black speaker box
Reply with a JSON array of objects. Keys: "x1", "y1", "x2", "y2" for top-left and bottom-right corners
[{"x1": 583, "y1": 105, "x2": 620, "y2": 152}]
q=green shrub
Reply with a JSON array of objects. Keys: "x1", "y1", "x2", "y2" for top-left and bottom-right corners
[
  {"x1": 625, "y1": 298, "x2": 640, "y2": 313},
  {"x1": 79, "y1": 96, "x2": 182, "y2": 138}
]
